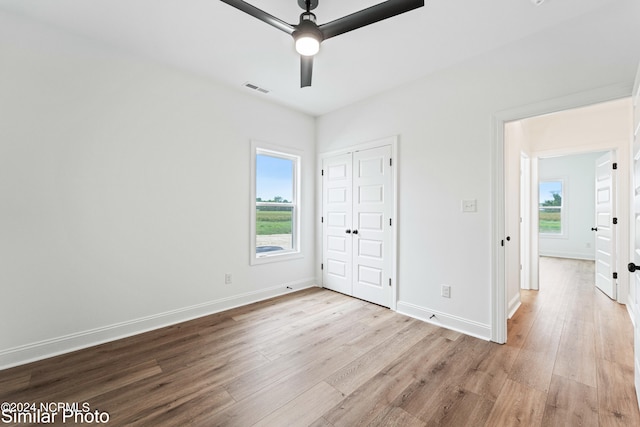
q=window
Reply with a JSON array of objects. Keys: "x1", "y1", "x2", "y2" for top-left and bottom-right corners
[
  {"x1": 539, "y1": 180, "x2": 564, "y2": 235},
  {"x1": 251, "y1": 142, "x2": 301, "y2": 264}
]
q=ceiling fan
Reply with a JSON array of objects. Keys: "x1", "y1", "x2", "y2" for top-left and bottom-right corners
[{"x1": 219, "y1": 0, "x2": 425, "y2": 87}]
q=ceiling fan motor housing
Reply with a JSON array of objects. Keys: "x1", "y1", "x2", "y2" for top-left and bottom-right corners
[{"x1": 293, "y1": 14, "x2": 323, "y2": 56}]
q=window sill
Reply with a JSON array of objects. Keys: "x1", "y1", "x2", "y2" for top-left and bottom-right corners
[{"x1": 251, "y1": 251, "x2": 303, "y2": 265}]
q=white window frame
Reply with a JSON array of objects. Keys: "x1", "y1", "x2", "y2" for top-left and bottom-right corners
[
  {"x1": 538, "y1": 178, "x2": 567, "y2": 238},
  {"x1": 250, "y1": 141, "x2": 302, "y2": 265}
]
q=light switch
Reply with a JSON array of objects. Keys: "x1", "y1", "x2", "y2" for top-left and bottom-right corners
[{"x1": 462, "y1": 199, "x2": 477, "y2": 213}]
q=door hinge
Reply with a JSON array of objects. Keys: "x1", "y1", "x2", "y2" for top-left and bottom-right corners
[
  {"x1": 501, "y1": 240, "x2": 504, "y2": 247},
  {"x1": 321, "y1": 263, "x2": 324, "y2": 270},
  {"x1": 389, "y1": 218, "x2": 392, "y2": 226},
  {"x1": 390, "y1": 158, "x2": 393, "y2": 167},
  {"x1": 613, "y1": 217, "x2": 618, "y2": 224},
  {"x1": 321, "y1": 216, "x2": 324, "y2": 223},
  {"x1": 321, "y1": 169, "x2": 324, "y2": 176},
  {"x1": 389, "y1": 278, "x2": 392, "y2": 287},
  {"x1": 612, "y1": 162, "x2": 617, "y2": 170},
  {"x1": 613, "y1": 272, "x2": 618, "y2": 279}
]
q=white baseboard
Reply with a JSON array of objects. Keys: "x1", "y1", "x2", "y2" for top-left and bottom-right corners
[
  {"x1": 508, "y1": 295, "x2": 522, "y2": 319},
  {"x1": 396, "y1": 301, "x2": 491, "y2": 341},
  {"x1": 538, "y1": 251, "x2": 595, "y2": 261},
  {"x1": 0, "y1": 278, "x2": 317, "y2": 370}
]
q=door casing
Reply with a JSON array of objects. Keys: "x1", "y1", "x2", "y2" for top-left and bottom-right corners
[{"x1": 492, "y1": 83, "x2": 633, "y2": 344}]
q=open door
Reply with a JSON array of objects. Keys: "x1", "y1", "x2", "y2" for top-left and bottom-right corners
[
  {"x1": 594, "y1": 151, "x2": 617, "y2": 299},
  {"x1": 631, "y1": 62, "x2": 640, "y2": 411}
]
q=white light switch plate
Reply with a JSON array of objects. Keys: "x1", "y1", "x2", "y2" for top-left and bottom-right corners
[{"x1": 462, "y1": 199, "x2": 477, "y2": 213}]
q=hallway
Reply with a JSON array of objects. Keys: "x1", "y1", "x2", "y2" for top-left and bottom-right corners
[{"x1": 502, "y1": 256, "x2": 639, "y2": 425}]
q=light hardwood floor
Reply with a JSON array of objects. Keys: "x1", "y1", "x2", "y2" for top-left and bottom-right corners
[{"x1": 1, "y1": 257, "x2": 638, "y2": 426}]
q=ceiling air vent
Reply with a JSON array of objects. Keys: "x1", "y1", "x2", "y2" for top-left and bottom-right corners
[{"x1": 243, "y1": 82, "x2": 270, "y2": 94}]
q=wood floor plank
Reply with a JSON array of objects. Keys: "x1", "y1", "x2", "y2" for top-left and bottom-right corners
[
  {"x1": 542, "y1": 374, "x2": 598, "y2": 427},
  {"x1": 553, "y1": 317, "x2": 597, "y2": 387},
  {"x1": 224, "y1": 312, "x2": 370, "y2": 402},
  {"x1": 324, "y1": 319, "x2": 435, "y2": 395},
  {"x1": 209, "y1": 344, "x2": 365, "y2": 426},
  {"x1": 462, "y1": 341, "x2": 519, "y2": 402},
  {"x1": 397, "y1": 336, "x2": 494, "y2": 423},
  {"x1": 485, "y1": 378, "x2": 547, "y2": 427},
  {"x1": 508, "y1": 316, "x2": 564, "y2": 393},
  {"x1": 322, "y1": 335, "x2": 454, "y2": 427},
  {"x1": 422, "y1": 389, "x2": 494, "y2": 427},
  {"x1": 0, "y1": 372, "x2": 30, "y2": 397},
  {"x1": 252, "y1": 382, "x2": 344, "y2": 427},
  {"x1": 597, "y1": 358, "x2": 640, "y2": 426},
  {"x1": 369, "y1": 406, "x2": 426, "y2": 427}
]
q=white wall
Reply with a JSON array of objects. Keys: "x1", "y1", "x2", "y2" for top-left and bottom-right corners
[
  {"x1": 0, "y1": 13, "x2": 316, "y2": 368},
  {"x1": 316, "y1": 0, "x2": 640, "y2": 339},
  {"x1": 538, "y1": 153, "x2": 605, "y2": 260}
]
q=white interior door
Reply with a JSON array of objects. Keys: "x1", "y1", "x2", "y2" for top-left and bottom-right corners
[
  {"x1": 352, "y1": 146, "x2": 393, "y2": 307},
  {"x1": 594, "y1": 151, "x2": 616, "y2": 299},
  {"x1": 322, "y1": 145, "x2": 393, "y2": 308},
  {"x1": 630, "y1": 62, "x2": 640, "y2": 411},
  {"x1": 322, "y1": 153, "x2": 353, "y2": 296}
]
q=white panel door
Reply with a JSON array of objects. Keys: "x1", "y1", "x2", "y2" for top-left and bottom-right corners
[
  {"x1": 322, "y1": 153, "x2": 353, "y2": 296},
  {"x1": 322, "y1": 145, "x2": 393, "y2": 308},
  {"x1": 594, "y1": 151, "x2": 616, "y2": 299},
  {"x1": 630, "y1": 61, "x2": 640, "y2": 411},
  {"x1": 352, "y1": 146, "x2": 393, "y2": 307}
]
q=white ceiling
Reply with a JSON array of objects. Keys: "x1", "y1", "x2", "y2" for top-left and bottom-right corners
[{"x1": 0, "y1": 0, "x2": 626, "y2": 116}]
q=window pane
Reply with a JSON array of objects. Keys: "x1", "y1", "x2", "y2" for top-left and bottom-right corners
[
  {"x1": 256, "y1": 154, "x2": 293, "y2": 203},
  {"x1": 256, "y1": 206, "x2": 293, "y2": 253},
  {"x1": 539, "y1": 181, "x2": 562, "y2": 234},
  {"x1": 539, "y1": 206, "x2": 561, "y2": 233}
]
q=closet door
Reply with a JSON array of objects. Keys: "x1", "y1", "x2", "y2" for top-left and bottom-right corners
[
  {"x1": 322, "y1": 153, "x2": 353, "y2": 296},
  {"x1": 352, "y1": 146, "x2": 393, "y2": 307},
  {"x1": 322, "y1": 145, "x2": 393, "y2": 308}
]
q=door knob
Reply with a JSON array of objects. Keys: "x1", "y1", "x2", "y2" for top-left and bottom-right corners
[
  {"x1": 352, "y1": 230, "x2": 359, "y2": 235},
  {"x1": 345, "y1": 229, "x2": 352, "y2": 234},
  {"x1": 629, "y1": 263, "x2": 639, "y2": 273},
  {"x1": 591, "y1": 227, "x2": 598, "y2": 231}
]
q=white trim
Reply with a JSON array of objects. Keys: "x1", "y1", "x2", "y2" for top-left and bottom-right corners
[
  {"x1": 538, "y1": 252, "x2": 596, "y2": 260},
  {"x1": 492, "y1": 82, "x2": 633, "y2": 344},
  {"x1": 508, "y1": 295, "x2": 522, "y2": 319},
  {"x1": 397, "y1": 301, "x2": 491, "y2": 341},
  {"x1": 250, "y1": 140, "x2": 303, "y2": 265},
  {"x1": 0, "y1": 278, "x2": 317, "y2": 370}
]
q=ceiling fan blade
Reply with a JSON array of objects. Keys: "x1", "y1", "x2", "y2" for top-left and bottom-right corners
[
  {"x1": 320, "y1": 0, "x2": 424, "y2": 40},
  {"x1": 300, "y1": 55, "x2": 314, "y2": 87},
  {"x1": 219, "y1": 0, "x2": 295, "y2": 35}
]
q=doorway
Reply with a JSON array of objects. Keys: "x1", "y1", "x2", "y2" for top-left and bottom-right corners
[
  {"x1": 492, "y1": 92, "x2": 633, "y2": 344},
  {"x1": 320, "y1": 136, "x2": 398, "y2": 309}
]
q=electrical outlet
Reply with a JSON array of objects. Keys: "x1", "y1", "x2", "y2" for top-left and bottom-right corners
[
  {"x1": 441, "y1": 285, "x2": 451, "y2": 298},
  {"x1": 224, "y1": 273, "x2": 232, "y2": 284}
]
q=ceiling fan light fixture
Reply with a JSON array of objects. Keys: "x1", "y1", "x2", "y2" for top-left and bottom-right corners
[
  {"x1": 293, "y1": 12, "x2": 322, "y2": 56},
  {"x1": 295, "y1": 35, "x2": 320, "y2": 56}
]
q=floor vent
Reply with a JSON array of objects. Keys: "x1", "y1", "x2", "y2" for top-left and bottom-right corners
[{"x1": 243, "y1": 82, "x2": 270, "y2": 94}]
